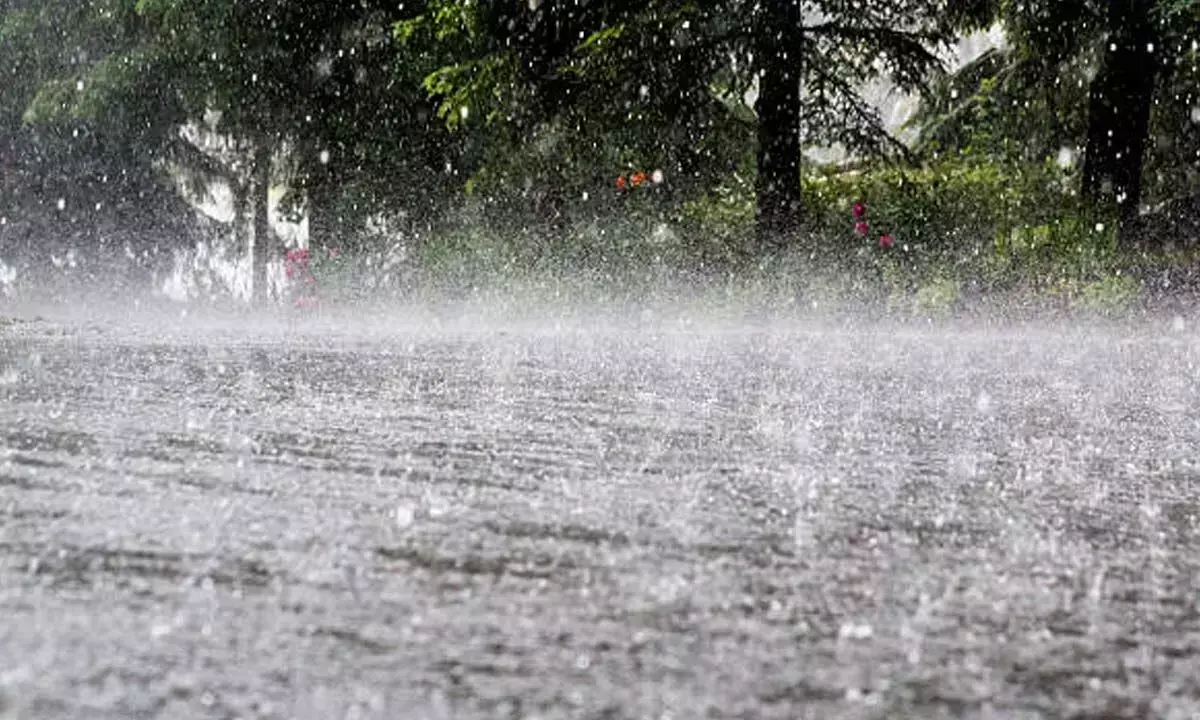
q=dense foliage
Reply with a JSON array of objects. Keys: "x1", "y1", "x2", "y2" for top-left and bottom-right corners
[{"x1": 0, "y1": 0, "x2": 1198, "y2": 307}]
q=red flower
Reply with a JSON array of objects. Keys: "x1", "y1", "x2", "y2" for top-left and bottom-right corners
[
  {"x1": 615, "y1": 175, "x2": 627, "y2": 190},
  {"x1": 631, "y1": 171, "x2": 647, "y2": 187},
  {"x1": 879, "y1": 234, "x2": 895, "y2": 249},
  {"x1": 854, "y1": 221, "x2": 870, "y2": 236},
  {"x1": 852, "y1": 202, "x2": 866, "y2": 220}
]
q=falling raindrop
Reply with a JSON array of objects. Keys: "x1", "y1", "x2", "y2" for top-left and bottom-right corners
[{"x1": 393, "y1": 503, "x2": 416, "y2": 529}]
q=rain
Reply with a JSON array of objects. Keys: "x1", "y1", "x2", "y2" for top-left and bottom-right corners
[{"x1": 3, "y1": 1, "x2": 1200, "y2": 719}]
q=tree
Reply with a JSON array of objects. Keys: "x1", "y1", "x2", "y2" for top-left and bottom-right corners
[
  {"x1": 755, "y1": 0, "x2": 802, "y2": 249},
  {"x1": 914, "y1": 0, "x2": 1200, "y2": 249},
  {"x1": 133, "y1": 0, "x2": 310, "y2": 300},
  {"x1": 404, "y1": 0, "x2": 960, "y2": 253},
  {"x1": 130, "y1": 0, "x2": 459, "y2": 299},
  {"x1": 1081, "y1": 0, "x2": 1159, "y2": 242},
  {"x1": 1, "y1": 0, "x2": 198, "y2": 273}
]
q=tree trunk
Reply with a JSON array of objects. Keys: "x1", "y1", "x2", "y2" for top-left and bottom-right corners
[
  {"x1": 251, "y1": 142, "x2": 272, "y2": 302},
  {"x1": 754, "y1": 0, "x2": 803, "y2": 255},
  {"x1": 307, "y1": 179, "x2": 335, "y2": 253},
  {"x1": 1081, "y1": 0, "x2": 1158, "y2": 250},
  {"x1": 231, "y1": 177, "x2": 250, "y2": 299}
]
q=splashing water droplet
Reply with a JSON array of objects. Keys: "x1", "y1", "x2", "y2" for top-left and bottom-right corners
[{"x1": 393, "y1": 503, "x2": 416, "y2": 529}]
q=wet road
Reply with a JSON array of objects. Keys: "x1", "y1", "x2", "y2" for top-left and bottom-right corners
[{"x1": 3, "y1": 309, "x2": 1200, "y2": 719}]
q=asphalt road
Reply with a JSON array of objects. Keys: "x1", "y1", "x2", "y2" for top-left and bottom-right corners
[{"x1": 3, "y1": 307, "x2": 1200, "y2": 719}]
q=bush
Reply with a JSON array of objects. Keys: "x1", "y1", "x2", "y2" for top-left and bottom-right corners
[
  {"x1": 802, "y1": 157, "x2": 1079, "y2": 268},
  {"x1": 677, "y1": 156, "x2": 1144, "y2": 303}
]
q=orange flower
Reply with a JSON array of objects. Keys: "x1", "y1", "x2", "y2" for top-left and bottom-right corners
[
  {"x1": 631, "y1": 171, "x2": 646, "y2": 187},
  {"x1": 616, "y1": 175, "x2": 627, "y2": 190}
]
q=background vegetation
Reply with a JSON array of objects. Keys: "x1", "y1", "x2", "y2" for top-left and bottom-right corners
[{"x1": 2, "y1": 0, "x2": 1199, "y2": 312}]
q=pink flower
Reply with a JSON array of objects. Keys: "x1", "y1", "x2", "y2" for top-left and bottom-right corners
[
  {"x1": 854, "y1": 221, "x2": 870, "y2": 236},
  {"x1": 852, "y1": 202, "x2": 866, "y2": 220},
  {"x1": 879, "y1": 234, "x2": 895, "y2": 249}
]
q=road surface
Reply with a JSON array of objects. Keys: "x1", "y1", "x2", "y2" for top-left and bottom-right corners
[{"x1": 2, "y1": 307, "x2": 1199, "y2": 719}]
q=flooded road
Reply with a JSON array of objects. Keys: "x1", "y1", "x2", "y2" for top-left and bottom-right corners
[{"x1": 3, "y1": 308, "x2": 1200, "y2": 719}]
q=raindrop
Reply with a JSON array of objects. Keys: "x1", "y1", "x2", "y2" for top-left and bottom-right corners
[
  {"x1": 319, "y1": 150, "x2": 330, "y2": 165},
  {"x1": 0, "y1": 367, "x2": 18, "y2": 386},
  {"x1": 651, "y1": 169, "x2": 665, "y2": 184},
  {"x1": 1094, "y1": 222, "x2": 1106, "y2": 233},
  {"x1": 56, "y1": 198, "x2": 66, "y2": 211},
  {"x1": 394, "y1": 503, "x2": 416, "y2": 529},
  {"x1": 459, "y1": 106, "x2": 469, "y2": 121},
  {"x1": 1190, "y1": 106, "x2": 1200, "y2": 124},
  {"x1": 75, "y1": 79, "x2": 84, "y2": 91},
  {"x1": 838, "y1": 622, "x2": 874, "y2": 641}
]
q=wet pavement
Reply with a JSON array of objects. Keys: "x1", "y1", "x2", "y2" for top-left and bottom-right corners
[{"x1": 3, "y1": 308, "x2": 1200, "y2": 719}]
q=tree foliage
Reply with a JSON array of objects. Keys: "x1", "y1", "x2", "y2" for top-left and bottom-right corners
[
  {"x1": 913, "y1": 0, "x2": 1200, "y2": 247},
  {"x1": 2, "y1": 0, "x2": 1200, "y2": 291}
]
